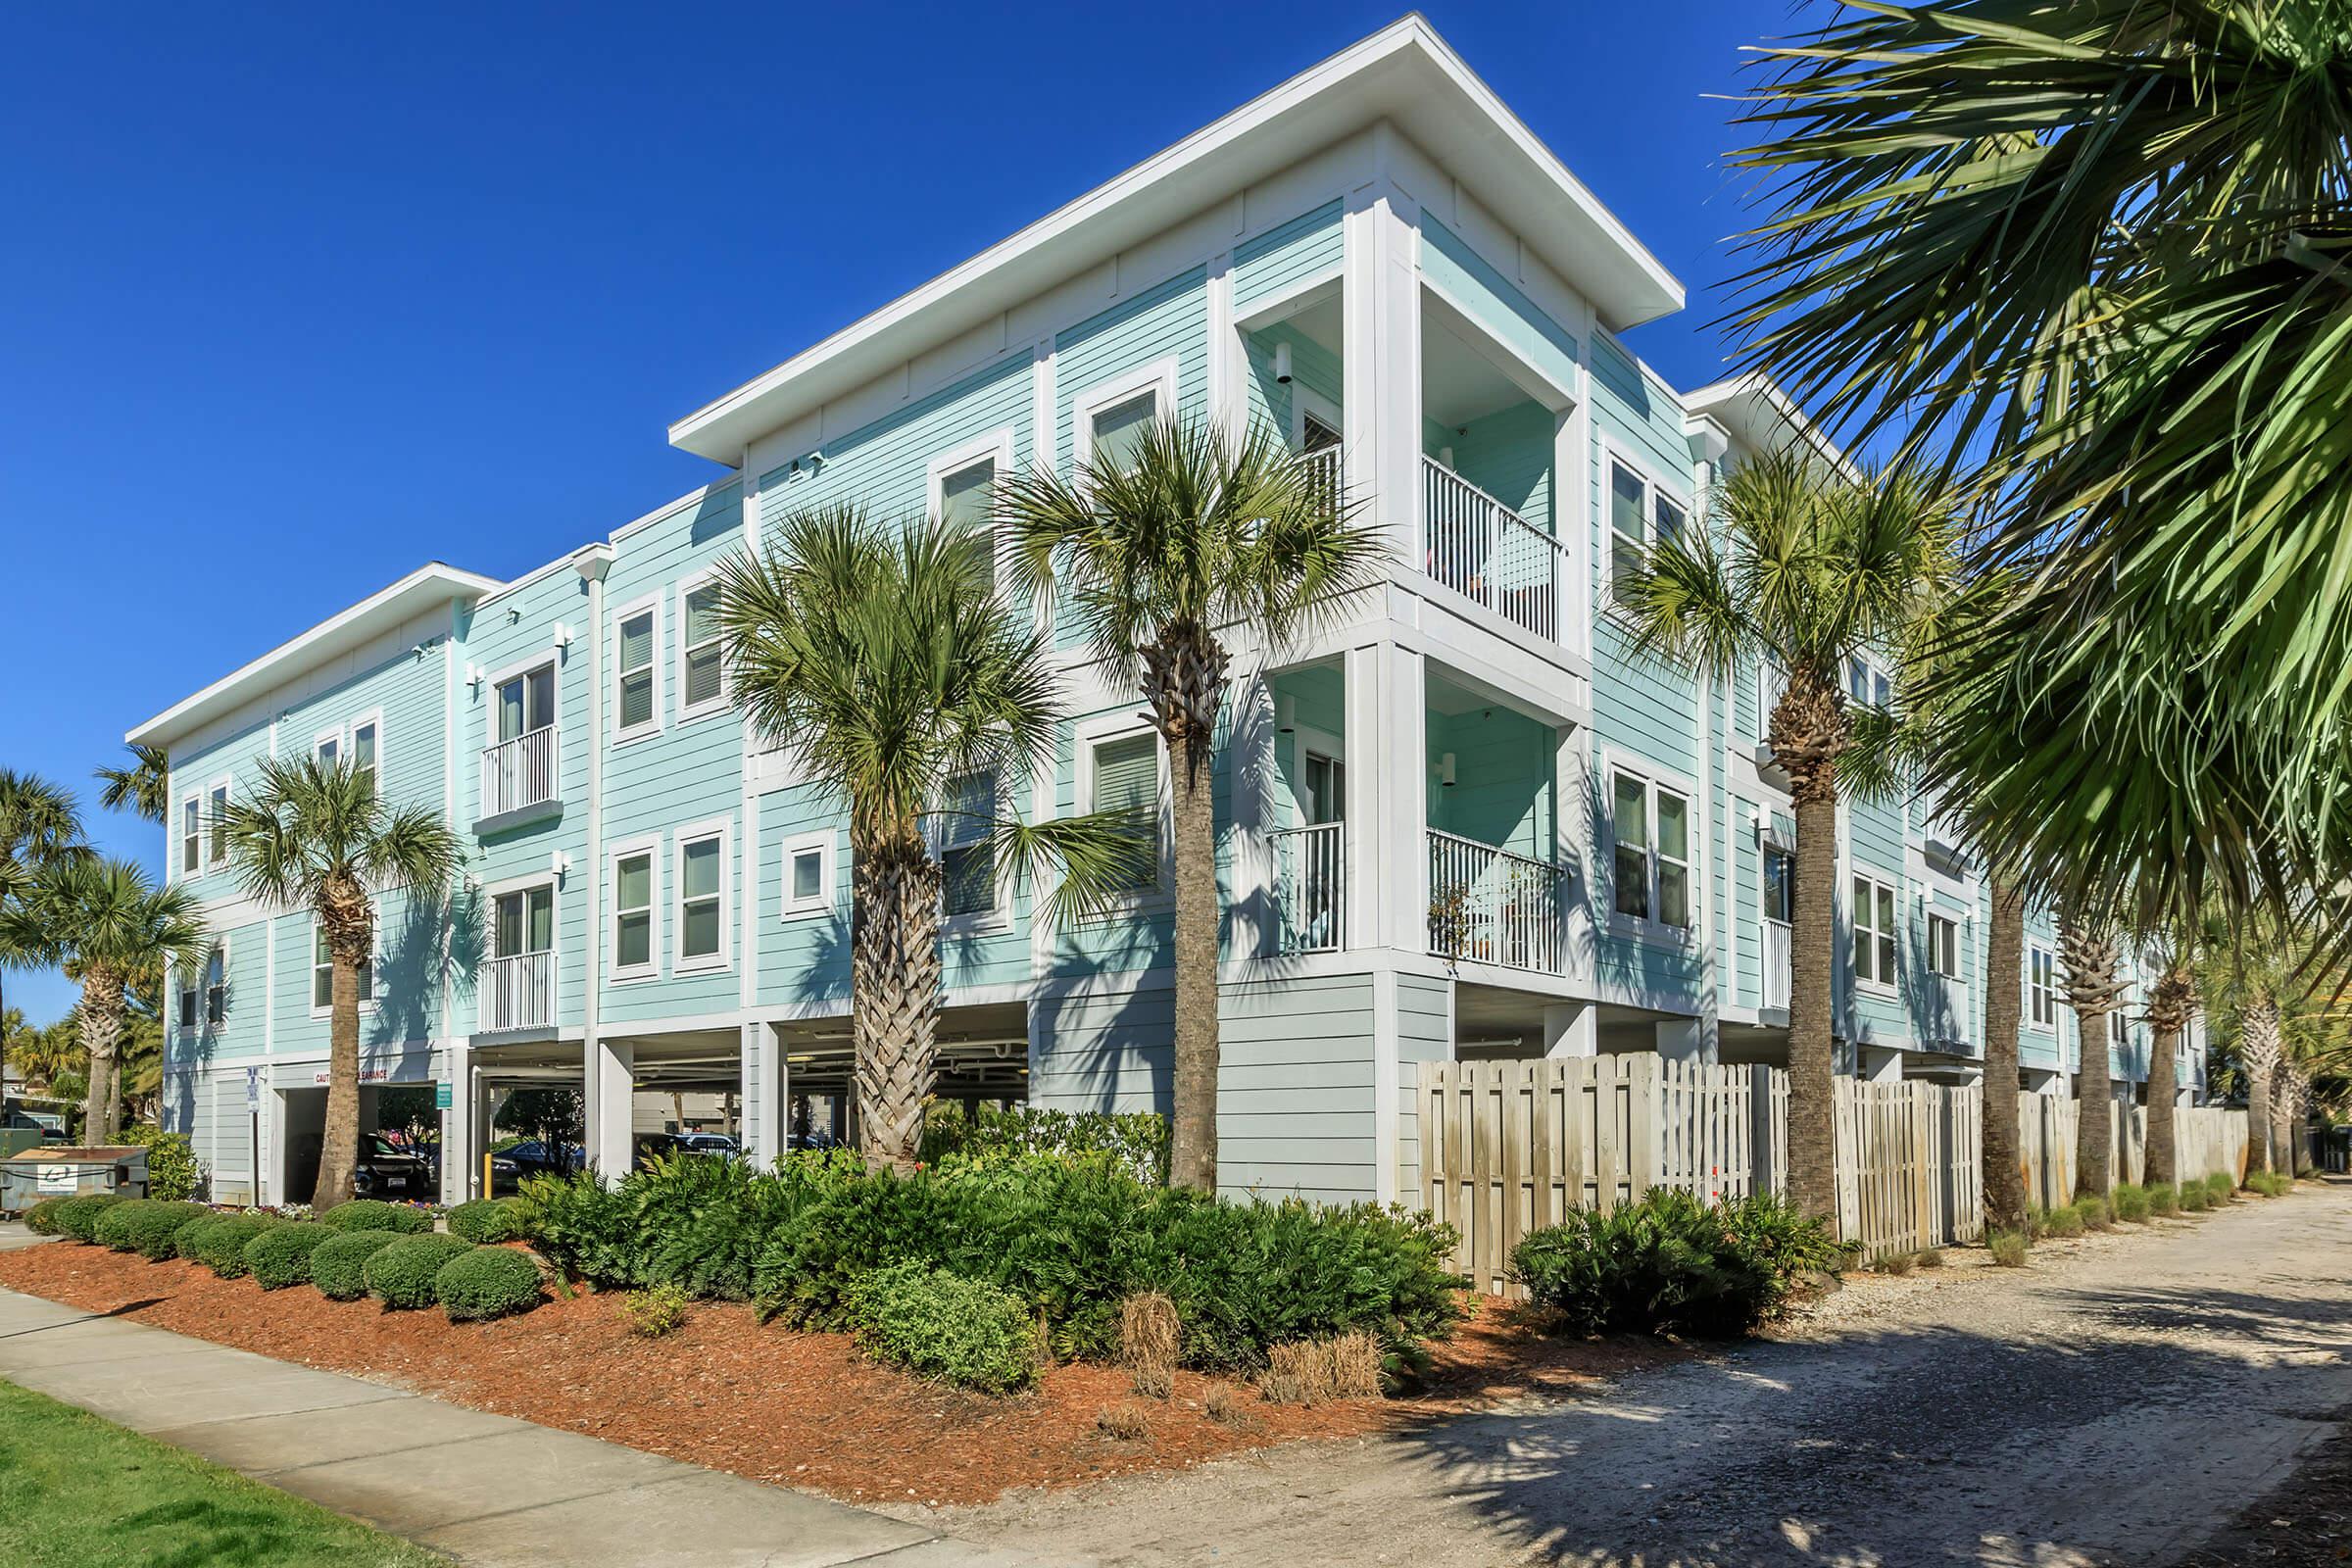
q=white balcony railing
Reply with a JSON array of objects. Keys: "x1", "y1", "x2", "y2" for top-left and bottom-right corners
[
  {"x1": 480, "y1": 726, "x2": 559, "y2": 819},
  {"x1": 1426, "y1": 828, "x2": 1562, "y2": 974},
  {"x1": 1422, "y1": 458, "x2": 1568, "y2": 643},
  {"x1": 1763, "y1": 917, "x2": 1791, "y2": 1012},
  {"x1": 1270, "y1": 821, "x2": 1345, "y2": 954},
  {"x1": 479, "y1": 951, "x2": 557, "y2": 1033},
  {"x1": 1299, "y1": 445, "x2": 1343, "y2": 516}
]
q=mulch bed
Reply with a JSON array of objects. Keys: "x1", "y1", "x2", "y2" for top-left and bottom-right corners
[{"x1": 0, "y1": 1243, "x2": 1654, "y2": 1505}]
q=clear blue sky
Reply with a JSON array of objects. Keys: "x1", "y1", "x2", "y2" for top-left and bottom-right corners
[{"x1": 0, "y1": 1, "x2": 1778, "y2": 1024}]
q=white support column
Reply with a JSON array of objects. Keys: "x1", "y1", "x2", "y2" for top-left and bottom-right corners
[
  {"x1": 1344, "y1": 640, "x2": 1427, "y2": 956},
  {"x1": 589, "y1": 1036, "x2": 634, "y2": 1180},
  {"x1": 1657, "y1": 1017, "x2": 1713, "y2": 1065},
  {"x1": 1544, "y1": 1002, "x2": 1596, "y2": 1058},
  {"x1": 744, "y1": 1020, "x2": 783, "y2": 1166},
  {"x1": 441, "y1": 1042, "x2": 474, "y2": 1205},
  {"x1": 1341, "y1": 140, "x2": 1423, "y2": 567}
]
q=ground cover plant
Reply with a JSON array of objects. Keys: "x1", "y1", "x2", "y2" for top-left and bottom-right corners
[
  {"x1": 845, "y1": 1260, "x2": 1039, "y2": 1394},
  {"x1": 1507, "y1": 1189, "x2": 1841, "y2": 1339}
]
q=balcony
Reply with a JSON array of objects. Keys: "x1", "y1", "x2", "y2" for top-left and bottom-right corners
[
  {"x1": 1763, "y1": 917, "x2": 1791, "y2": 1012},
  {"x1": 477, "y1": 726, "x2": 560, "y2": 832},
  {"x1": 478, "y1": 951, "x2": 557, "y2": 1034},
  {"x1": 1426, "y1": 828, "x2": 1563, "y2": 974},
  {"x1": 1422, "y1": 458, "x2": 1567, "y2": 643},
  {"x1": 1270, "y1": 821, "x2": 1345, "y2": 955}
]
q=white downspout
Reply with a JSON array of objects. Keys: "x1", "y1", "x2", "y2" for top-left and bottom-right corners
[{"x1": 573, "y1": 546, "x2": 612, "y2": 1172}]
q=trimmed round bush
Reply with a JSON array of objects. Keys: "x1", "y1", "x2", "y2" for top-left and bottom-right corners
[
  {"x1": 51, "y1": 1193, "x2": 127, "y2": 1243},
  {"x1": 320, "y1": 1199, "x2": 433, "y2": 1235},
  {"x1": 187, "y1": 1214, "x2": 278, "y2": 1277},
  {"x1": 99, "y1": 1200, "x2": 211, "y2": 1260},
  {"x1": 434, "y1": 1246, "x2": 544, "y2": 1321},
  {"x1": 846, "y1": 1260, "x2": 1038, "y2": 1394},
  {"x1": 23, "y1": 1197, "x2": 68, "y2": 1235},
  {"x1": 244, "y1": 1222, "x2": 337, "y2": 1290},
  {"x1": 446, "y1": 1199, "x2": 523, "y2": 1244},
  {"x1": 311, "y1": 1228, "x2": 406, "y2": 1300},
  {"x1": 365, "y1": 1234, "x2": 475, "y2": 1309}
]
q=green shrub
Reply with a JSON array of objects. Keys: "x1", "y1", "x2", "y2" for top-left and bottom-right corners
[
  {"x1": 244, "y1": 1222, "x2": 337, "y2": 1290},
  {"x1": 2148, "y1": 1183, "x2": 2180, "y2": 1216},
  {"x1": 116, "y1": 1126, "x2": 203, "y2": 1200},
  {"x1": 433, "y1": 1246, "x2": 543, "y2": 1322},
  {"x1": 1508, "y1": 1190, "x2": 1841, "y2": 1339},
  {"x1": 2248, "y1": 1169, "x2": 2294, "y2": 1198},
  {"x1": 2206, "y1": 1171, "x2": 2236, "y2": 1199},
  {"x1": 445, "y1": 1199, "x2": 523, "y2": 1244},
  {"x1": 50, "y1": 1193, "x2": 127, "y2": 1243},
  {"x1": 919, "y1": 1102, "x2": 1171, "y2": 1185},
  {"x1": 2040, "y1": 1205, "x2": 2085, "y2": 1238},
  {"x1": 521, "y1": 1152, "x2": 1465, "y2": 1373},
  {"x1": 846, "y1": 1260, "x2": 1039, "y2": 1394},
  {"x1": 365, "y1": 1234, "x2": 475, "y2": 1309},
  {"x1": 319, "y1": 1199, "x2": 432, "y2": 1235},
  {"x1": 22, "y1": 1197, "x2": 67, "y2": 1235},
  {"x1": 2075, "y1": 1196, "x2": 2114, "y2": 1231},
  {"x1": 619, "y1": 1284, "x2": 691, "y2": 1338},
  {"x1": 1986, "y1": 1230, "x2": 2031, "y2": 1267},
  {"x1": 2111, "y1": 1184, "x2": 2151, "y2": 1223},
  {"x1": 187, "y1": 1214, "x2": 278, "y2": 1277},
  {"x1": 98, "y1": 1200, "x2": 210, "y2": 1260},
  {"x1": 311, "y1": 1229, "x2": 406, "y2": 1299},
  {"x1": 2179, "y1": 1184, "x2": 2213, "y2": 1213}
]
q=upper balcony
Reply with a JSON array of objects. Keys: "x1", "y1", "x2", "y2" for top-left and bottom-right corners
[{"x1": 474, "y1": 660, "x2": 563, "y2": 835}]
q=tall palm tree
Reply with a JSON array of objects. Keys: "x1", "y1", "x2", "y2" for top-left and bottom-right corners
[
  {"x1": 0, "y1": 858, "x2": 205, "y2": 1143},
  {"x1": 2058, "y1": 913, "x2": 2126, "y2": 1197},
  {"x1": 95, "y1": 744, "x2": 171, "y2": 825},
  {"x1": 998, "y1": 417, "x2": 1388, "y2": 1192},
  {"x1": 715, "y1": 505, "x2": 1146, "y2": 1173},
  {"x1": 2141, "y1": 956, "x2": 2198, "y2": 1191},
  {"x1": 0, "y1": 770, "x2": 85, "y2": 1110},
  {"x1": 216, "y1": 754, "x2": 460, "y2": 1205},
  {"x1": 1729, "y1": 2, "x2": 2352, "y2": 948},
  {"x1": 2195, "y1": 903, "x2": 2334, "y2": 1181},
  {"x1": 1620, "y1": 446, "x2": 1958, "y2": 1224}
]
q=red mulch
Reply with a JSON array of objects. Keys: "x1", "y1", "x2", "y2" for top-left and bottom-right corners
[{"x1": 0, "y1": 1243, "x2": 1656, "y2": 1504}]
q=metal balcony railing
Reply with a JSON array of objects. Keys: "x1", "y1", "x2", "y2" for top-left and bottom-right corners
[
  {"x1": 1763, "y1": 917, "x2": 1791, "y2": 1012},
  {"x1": 478, "y1": 951, "x2": 557, "y2": 1033},
  {"x1": 1422, "y1": 458, "x2": 1567, "y2": 643},
  {"x1": 1426, "y1": 828, "x2": 1563, "y2": 974},
  {"x1": 480, "y1": 726, "x2": 559, "y2": 819},
  {"x1": 1270, "y1": 821, "x2": 1345, "y2": 954}
]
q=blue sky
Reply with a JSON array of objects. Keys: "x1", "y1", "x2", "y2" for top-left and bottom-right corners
[{"x1": 0, "y1": 1, "x2": 1777, "y2": 1023}]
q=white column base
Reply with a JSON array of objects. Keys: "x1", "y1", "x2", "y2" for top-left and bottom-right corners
[
  {"x1": 1544, "y1": 1002, "x2": 1596, "y2": 1058},
  {"x1": 587, "y1": 1035, "x2": 635, "y2": 1181}
]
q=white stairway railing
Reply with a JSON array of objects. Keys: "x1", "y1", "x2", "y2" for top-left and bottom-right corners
[
  {"x1": 1421, "y1": 457, "x2": 1567, "y2": 643},
  {"x1": 1763, "y1": 918, "x2": 1791, "y2": 1011},
  {"x1": 480, "y1": 726, "x2": 559, "y2": 819},
  {"x1": 1269, "y1": 821, "x2": 1345, "y2": 954},
  {"x1": 1426, "y1": 828, "x2": 1562, "y2": 974},
  {"x1": 479, "y1": 951, "x2": 557, "y2": 1032}
]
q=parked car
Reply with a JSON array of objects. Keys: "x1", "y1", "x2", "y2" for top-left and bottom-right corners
[
  {"x1": 786, "y1": 1129, "x2": 841, "y2": 1153},
  {"x1": 352, "y1": 1133, "x2": 433, "y2": 1198},
  {"x1": 632, "y1": 1132, "x2": 682, "y2": 1169},
  {"x1": 1, "y1": 1108, "x2": 68, "y2": 1145},
  {"x1": 495, "y1": 1140, "x2": 582, "y2": 1184},
  {"x1": 673, "y1": 1133, "x2": 740, "y2": 1158}
]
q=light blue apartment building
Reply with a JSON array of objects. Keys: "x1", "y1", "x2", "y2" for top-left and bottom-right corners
[{"x1": 138, "y1": 19, "x2": 2200, "y2": 1206}]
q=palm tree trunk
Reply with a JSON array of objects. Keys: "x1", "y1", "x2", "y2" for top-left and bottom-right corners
[
  {"x1": 1982, "y1": 870, "x2": 2030, "y2": 1233},
  {"x1": 2143, "y1": 1023, "x2": 2178, "y2": 1190},
  {"x1": 1786, "y1": 786, "x2": 1840, "y2": 1226},
  {"x1": 2075, "y1": 1004, "x2": 2113, "y2": 1197},
  {"x1": 2274, "y1": 1076, "x2": 2299, "y2": 1179},
  {"x1": 313, "y1": 953, "x2": 364, "y2": 1207},
  {"x1": 78, "y1": 970, "x2": 123, "y2": 1145},
  {"x1": 2241, "y1": 997, "x2": 2279, "y2": 1180},
  {"x1": 1167, "y1": 722, "x2": 1219, "y2": 1194},
  {"x1": 851, "y1": 840, "x2": 942, "y2": 1173}
]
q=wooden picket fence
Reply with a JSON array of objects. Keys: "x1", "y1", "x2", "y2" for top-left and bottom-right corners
[{"x1": 1413, "y1": 1056, "x2": 2254, "y2": 1296}]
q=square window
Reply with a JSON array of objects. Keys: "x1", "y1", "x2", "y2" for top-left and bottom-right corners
[
  {"x1": 614, "y1": 851, "x2": 655, "y2": 972},
  {"x1": 681, "y1": 585, "x2": 723, "y2": 713},
  {"x1": 1092, "y1": 733, "x2": 1160, "y2": 890},
  {"x1": 782, "y1": 840, "x2": 831, "y2": 917}
]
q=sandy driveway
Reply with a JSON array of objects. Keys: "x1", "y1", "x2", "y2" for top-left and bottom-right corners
[{"x1": 941, "y1": 1184, "x2": 2352, "y2": 1567}]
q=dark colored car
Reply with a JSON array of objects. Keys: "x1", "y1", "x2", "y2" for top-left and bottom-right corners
[
  {"x1": 786, "y1": 1129, "x2": 841, "y2": 1153},
  {"x1": 1, "y1": 1107, "x2": 68, "y2": 1145},
  {"x1": 491, "y1": 1141, "x2": 581, "y2": 1191},
  {"x1": 352, "y1": 1133, "x2": 434, "y2": 1198},
  {"x1": 632, "y1": 1132, "x2": 682, "y2": 1169},
  {"x1": 673, "y1": 1133, "x2": 740, "y2": 1159}
]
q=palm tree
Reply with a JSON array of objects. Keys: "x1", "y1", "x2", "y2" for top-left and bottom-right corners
[
  {"x1": 1620, "y1": 446, "x2": 1958, "y2": 1224},
  {"x1": 2195, "y1": 904, "x2": 2336, "y2": 1181},
  {"x1": 1729, "y1": 3, "x2": 2352, "y2": 946},
  {"x1": 998, "y1": 417, "x2": 1388, "y2": 1192},
  {"x1": 2058, "y1": 913, "x2": 2126, "y2": 1197},
  {"x1": 216, "y1": 754, "x2": 461, "y2": 1205},
  {"x1": 94, "y1": 744, "x2": 171, "y2": 825},
  {"x1": 0, "y1": 770, "x2": 85, "y2": 1110},
  {"x1": 0, "y1": 858, "x2": 205, "y2": 1143},
  {"x1": 714, "y1": 505, "x2": 1147, "y2": 1173},
  {"x1": 2141, "y1": 956, "x2": 2198, "y2": 1191}
]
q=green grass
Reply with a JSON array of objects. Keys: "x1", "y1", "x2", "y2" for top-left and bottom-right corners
[{"x1": 0, "y1": 1378, "x2": 443, "y2": 1567}]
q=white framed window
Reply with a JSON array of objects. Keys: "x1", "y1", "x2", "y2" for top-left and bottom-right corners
[
  {"x1": 1762, "y1": 844, "x2": 1794, "y2": 924},
  {"x1": 310, "y1": 918, "x2": 376, "y2": 1015},
  {"x1": 2028, "y1": 943, "x2": 2057, "y2": 1030},
  {"x1": 1609, "y1": 765, "x2": 1692, "y2": 933},
  {"x1": 179, "y1": 796, "x2": 201, "y2": 876},
  {"x1": 205, "y1": 778, "x2": 231, "y2": 869},
  {"x1": 1086, "y1": 726, "x2": 1165, "y2": 895},
  {"x1": 493, "y1": 658, "x2": 559, "y2": 745},
  {"x1": 1074, "y1": 359, "x2": 1178, "y2": 477},
  {"x1": 934, "y1": 771, "x2": 1001, "y2": 924},
  {"x1": 349, "y1": 710, "x2": 382, "y2": 779},
  {"x1": 779, "y1": 832, "x2": 835, "y2": 920},
  {"x1": 676, "y1": 576, "x2": 726, "y2": 720},
  {"x1": 928, "y1": 428, "x2": 1015, "y2": 581},
  {"x1": 1928, "y1": 910, "x2": 1960, "y2": 978},
  {"x1": 204, "y1": 941, "x2": 227, "y2": 1028},
  {"x1": 1850, "y1": 872, "x2": 1899, "y2": 990},
  {"x1": 610, "y1": 838, "x2": 661, "y2": 981},
  {"x1": 1846, "y1": 655, "x2": 1891, "y2": 710},
  {"x1": 2110, "y1": 1008, "x2": 2129, "y2": 1052},
  {"x1": 612, "y1": 597, "x2": 661, "y2": 741},
  {"x1": 489, "y1": 879, "x2": 556, "y2": 961},
  {"x1": 176, "y1": 964, "x2": 199, "y2": 1030},
  {"x1": 314, "y1": 726, "x2": 341, "y2": 766},
  {"x1": 1604, "y1": 449, "x2": 1693, "y2": 612},
  {"x1": 674, "y1": 822, "x2": 730, "y2": 972}
]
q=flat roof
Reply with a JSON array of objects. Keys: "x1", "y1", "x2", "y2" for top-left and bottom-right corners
[
  {"x1": 127, "y1": 563, "x2": 504, "y2": 749},
  {"x1": 670, "y1": 15, "x2": 1683, "y2": 462}
]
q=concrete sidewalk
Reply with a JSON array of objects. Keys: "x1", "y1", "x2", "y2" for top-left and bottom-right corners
[{"x1": 0, "y1": 1256, "x2": 1081, "y2": 1567}]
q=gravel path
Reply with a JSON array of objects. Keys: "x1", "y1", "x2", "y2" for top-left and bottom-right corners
[{"x1": 942, "y1": 1183, "x2": 2352, "y2": 1567}]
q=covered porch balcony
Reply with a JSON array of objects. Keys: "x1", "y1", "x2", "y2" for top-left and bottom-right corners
[{"x1": 1261, "y1": 662, "x2": 1568, "y2": 976}]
